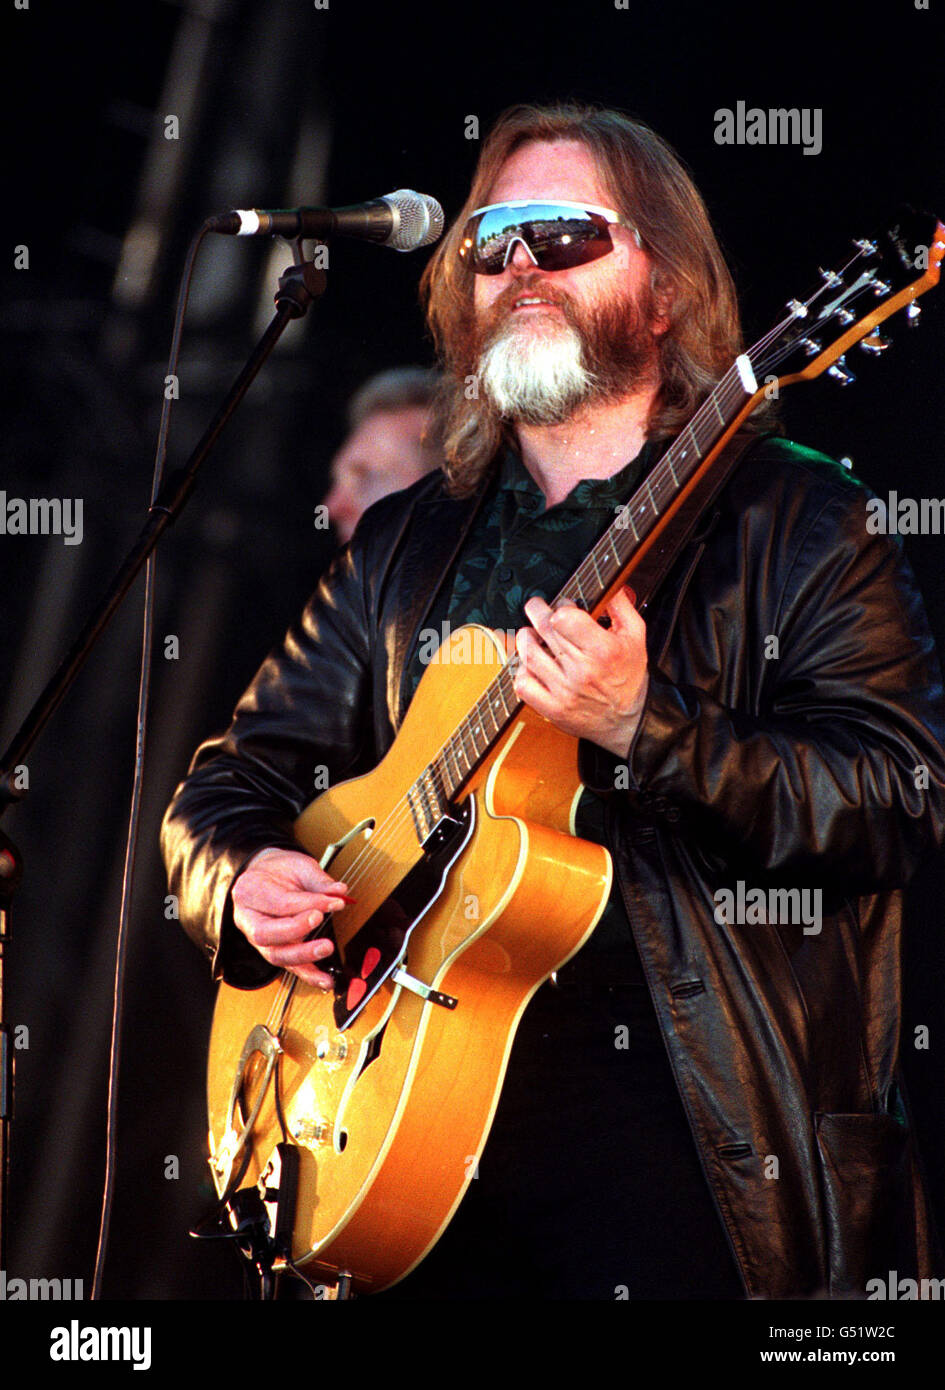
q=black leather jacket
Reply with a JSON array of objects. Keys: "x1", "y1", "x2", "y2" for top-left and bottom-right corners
[{"x1": 161, "y1": 435, "x2": 945, "y2": 1298}]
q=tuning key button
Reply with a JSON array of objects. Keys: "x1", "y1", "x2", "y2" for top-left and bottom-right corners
[
  {"x1": 827, "y1": 358, "x2": 856, "y2": 386},
  {"x1": 859, "y1": 333, "x2": 891, "y2": 354},
  {"x1": 836, "y1": 307, "x2": 856, "y2": 325},
  {"x1": 800, "y1": 337, "x2": 822, "y2": 357},
  {"x1": 871, "y1": 279, "x2": 891, "y2": 297},
  {"x1": 906, "y1": 302, "x2": 922, "y2": 327}
]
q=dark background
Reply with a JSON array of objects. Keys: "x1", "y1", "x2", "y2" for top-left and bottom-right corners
[{"x1": 1, "y1": 0, "x2": 943, "y2": 1312}]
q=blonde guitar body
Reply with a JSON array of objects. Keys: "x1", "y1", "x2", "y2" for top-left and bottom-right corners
[{"x1": 207, "y1": 625, "x2": 612, "y2": 1293}]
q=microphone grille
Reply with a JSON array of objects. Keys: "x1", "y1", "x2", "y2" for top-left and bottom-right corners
[{"x1": 384, "y1": 189, "x2": 445, "y2": 251}]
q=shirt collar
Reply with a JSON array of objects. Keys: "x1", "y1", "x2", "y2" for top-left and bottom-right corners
[{"x1": 497, "y1": 438, "x2": 657, "y2": 513}]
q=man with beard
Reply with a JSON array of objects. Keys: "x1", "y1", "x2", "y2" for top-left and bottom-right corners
[{"x1": 162, "y1": 103, "x2": 945, "y2": 1300}]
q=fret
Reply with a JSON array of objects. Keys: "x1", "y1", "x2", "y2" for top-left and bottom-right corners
[
  {"x1": 647, "y1": 477, "x2": 659, "y2": 516},
  {"x1": 589, "y1": 548, "x2": 604, "y2": 588},
  {"x1": 412, "y1": 776, "x2": 430, "y2": 840},
  {"x1": 407, "y1": 761, "x2": 451, "y2": 844},
  {"x1": 686, "y1": 422, "x2": 702, "y2": 460},
  {"x1": 596, "y1": 541, "x2": 616, "y2": 581},
  {"x1": 612, "y1": 523, "x2": 631, "y2": 565},
  {"x1": 711, "y1": 393, "x2": 726, "y2": 426},
  {"x1": 450, "y1": 742, "x2": 465, "y2": 795},
  {"x1": 444, "y1": 737, "x2": 461, "y2": 791},
  {"x1": 667, "y1": 450, "x2": 679, "y2": 485},
  {"x1": 431, "y1": 764, "x2": 446, "y2": 813},
  {"x1": 439, "y1": 749, "x2": 453, "y2": 799},
  {"x1": 474, "y1": 707, "x2": 488, "y2": 745},
  {"x1": 413, "y1": 775, "x2": 428, "y2": 827},
  {"x1": 455, "y1": 731, "x2": 472, "y2": 772},
  {"x1": 418, "y1": 769, "x2": 436, "y2": 823},
  {"x1": 430, "y1": 757, "x2": 447, "y2": 802}
]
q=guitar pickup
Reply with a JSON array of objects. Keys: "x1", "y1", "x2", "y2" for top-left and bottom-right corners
[{"x1": 392, "y1": 965, "x2": 457, "y2": 1009}]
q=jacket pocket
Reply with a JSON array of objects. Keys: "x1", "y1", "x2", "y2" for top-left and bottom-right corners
[{"x1": 814, "y1": 1111, "x2": 912, "y2": 1297}]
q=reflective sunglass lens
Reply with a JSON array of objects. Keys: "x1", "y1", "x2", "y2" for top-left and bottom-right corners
[{"x1": 459, "y1": 203, "x2": 616, "y2": 275}]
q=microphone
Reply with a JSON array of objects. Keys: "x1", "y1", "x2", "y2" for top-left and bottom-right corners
[{"x1": 208, "y1": 189, "x2": 444, "y2": 251}]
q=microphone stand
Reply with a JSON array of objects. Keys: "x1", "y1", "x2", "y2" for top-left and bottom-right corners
[{"x1": 0, "y1": 240, "x2": 328, "y2": 1276}]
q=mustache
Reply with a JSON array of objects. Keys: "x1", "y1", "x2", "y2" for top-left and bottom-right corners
[{"x1": 478, "y1": 276, "x2": 576, "y2": 343}]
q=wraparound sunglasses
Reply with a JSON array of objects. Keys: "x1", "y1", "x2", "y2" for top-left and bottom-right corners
[{"x1": 458, "y1": 200, "x2": 640, "y2": 275}]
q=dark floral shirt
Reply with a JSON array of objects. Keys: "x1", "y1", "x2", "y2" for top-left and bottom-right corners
[{"x1": 407, "y1": 441, "x2": 658, "y2": 972}]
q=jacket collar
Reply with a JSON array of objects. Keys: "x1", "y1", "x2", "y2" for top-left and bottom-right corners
[{"x1": 388, "y1": 472, "x2": 494, "y2": 729}]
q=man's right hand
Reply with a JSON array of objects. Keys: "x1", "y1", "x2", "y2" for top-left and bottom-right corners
[{"x1": 230, "y1": 847, "x2": 350, "y2": 988}]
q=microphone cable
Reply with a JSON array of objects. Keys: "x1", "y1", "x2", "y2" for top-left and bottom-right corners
[{"x1": 91, "y1": 218, "x2": 216, "y2": 1299}]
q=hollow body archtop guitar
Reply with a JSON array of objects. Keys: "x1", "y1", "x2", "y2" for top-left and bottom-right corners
[{"x1": 204, "y1": 210, "x2": 944, "y2": 1294}]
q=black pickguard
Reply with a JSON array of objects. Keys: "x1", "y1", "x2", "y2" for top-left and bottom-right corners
[{"x1": 327, "y1": 798, "x2": 475, "y2": 1030}]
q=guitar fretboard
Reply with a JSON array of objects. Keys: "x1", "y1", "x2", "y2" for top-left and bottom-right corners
[{"x1": 406, "y1": 358, "x2": 756, "y2": 844}]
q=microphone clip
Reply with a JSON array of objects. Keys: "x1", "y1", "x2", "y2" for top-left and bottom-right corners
[{"x1": 274, "y1": 242, "x2": 329, "y2": 318}]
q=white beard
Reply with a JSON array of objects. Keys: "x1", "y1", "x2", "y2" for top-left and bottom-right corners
[{"x1": 477, "y1": 316, "x2": 596, "y2": 424}]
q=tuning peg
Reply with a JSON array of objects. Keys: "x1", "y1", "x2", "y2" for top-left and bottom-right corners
[
  {"x1": 827, "y1": 357, "x2": 856, "y2": 385},
  {"x1": 859, "y1": 332, "x2": 891, "y2": 354},
  {"x1": 906, "y1": 302, "x2": 922, "y2": 327},
  {"x1": 836, "y1": 307, "x2": 856, "y2": 325},
  {"x1": 800, "y1": 337, "x2": 822, "y2": 357},
  {"x1": 819, "y1": 267, "x2": 842, "y2": 287},
  {"x1": 870, "y1": 279, "x2": 891, "y2": 297}
]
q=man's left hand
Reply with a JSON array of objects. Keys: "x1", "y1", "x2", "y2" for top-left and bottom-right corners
[{"x1": 513, "y1": 588, "x2": 649, "y2": 758}]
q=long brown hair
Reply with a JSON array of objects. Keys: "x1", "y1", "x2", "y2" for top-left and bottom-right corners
[{"x1": 421, "y1": 102, "x2": 761, "y2": 496}]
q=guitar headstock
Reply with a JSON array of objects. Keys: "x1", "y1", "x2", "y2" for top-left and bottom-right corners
[{"x1": 748, "y1": 208, "x2": 944, "y2": 391}]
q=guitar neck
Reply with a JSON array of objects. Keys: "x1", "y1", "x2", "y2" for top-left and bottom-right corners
[
  {"x1": 406, "y1": 360, "x2": 758, "y2": 837},
  {"x1": 556, "y1": 357, "x2": 757, "y2": 613}
]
